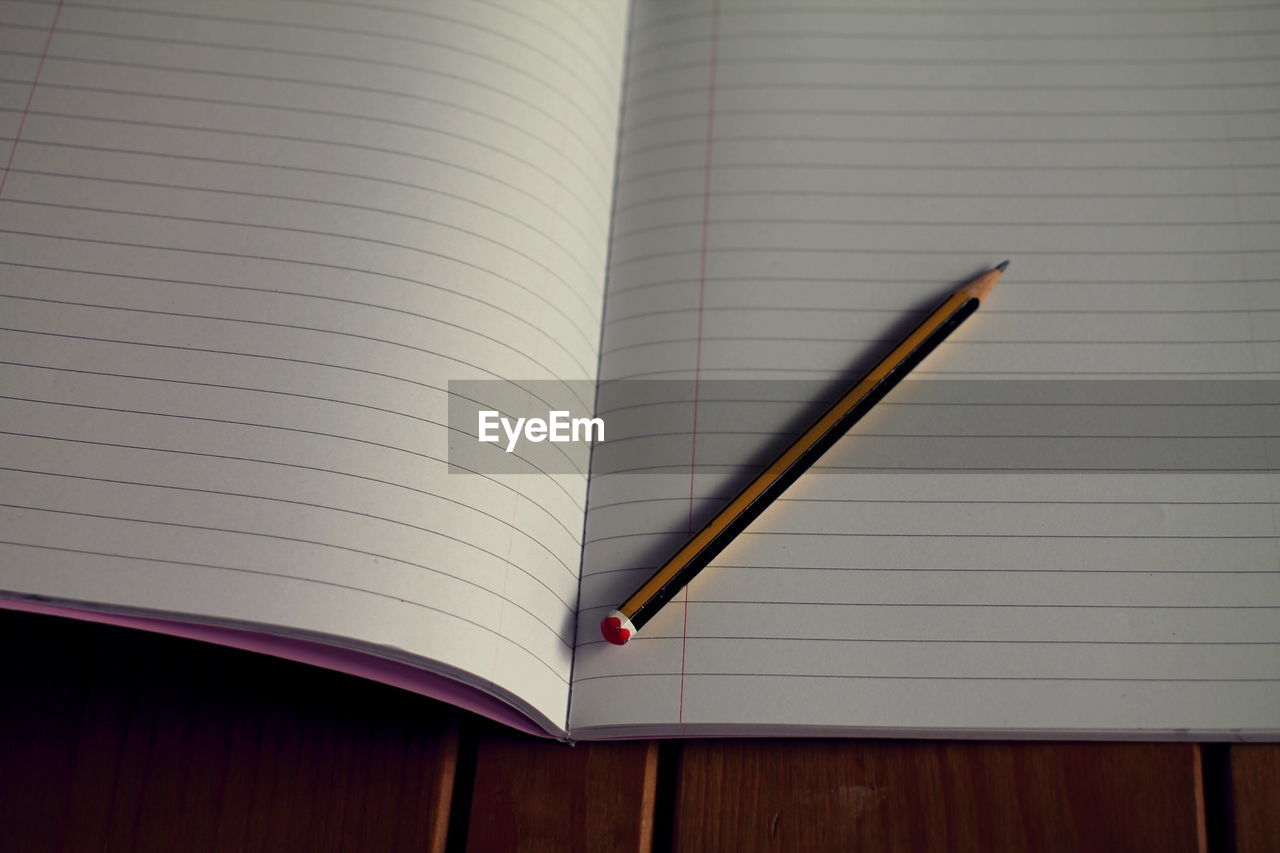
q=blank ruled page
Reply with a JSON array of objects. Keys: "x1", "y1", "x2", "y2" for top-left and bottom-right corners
[
  {"x1": 0, "y1": 0, "x2": 626, "y2": 734},
  {"x1": 569, "y1": 0, "x2": 1280, "y2": 737}
]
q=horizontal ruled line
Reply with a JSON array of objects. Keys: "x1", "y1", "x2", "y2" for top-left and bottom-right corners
[
  {"x1": 633, "y1": 4, "x2": 1280, "y2": 26},
  {"x1": 0, "y1": 502, "x2": 577, "y2": 642},
  {"x1": 0, "y1": 538, "x2": 571, "y2": 684},
  {"x1": 613, "y1": 191, "x2": 1280, "y2": 218},
  {"x1": 613, "y1": 217, "x2": 1280, "y2": 242},
  {"x1": 1, "y1": 195, "x2": 600, "y2": 329},
  {"x1": 0, "y1": 228, "x2": 598, "y2": 371},
  {"x1": 585, "y1": 531, "x2": 1280, "y2": 546},
  {"x1": 0, "y1": 41, "x2": 614, "y2": 146},
  {"x1": 289, "y1": 0, "x2": 612, "y2": 45},
  {"x1": 625, "y1": 80, "x2": 1280, "y2": 109},
  {"x1": 0, "y1": 347, "x2": 587, "y2": 506},
  {"x1": 575, "y1": 672, "x2": 1280, "y2": 684},
  {"x1": 581, "y1": 636, "x2": 1280, "y2": 647},
  {"x1": 0, "y1": 264, "x2": 594, "y2": 409},
  {"x1": 642, "y1": 27, "x2": 1280, "y2": 48},
  {"x1": 584, "y1": 564, "x2": 1280, "y2": 579},
  {"x1": 603, "y1": 305, "x2": 1280, "y2": 328},
  {"x1": 3, "y1": 165, "x2": 603, "y2": 273},
  {"x1": 1, "y1": 391, "x2": 586, "y2": 550},
  {"x1": 0, "y1": 73, "x2": 612, "y2": 177},
  {"x1": 608, "y1": 274, "x2": 1277, "y2": 295},
  {"x1": 0, "y1": 13, "x2": 618, "y2": 120},
  {"x1": 611, "y1": 247, "x2": 1280, "y2": 270},
  {"x1": 607, "y1": 371, "x2": 1280, "y2": 381},
  {"x1": 628, "y1": 53, "x2": 1280, "y2": 86},
  {"x1": 588, "y1": 495, "x2": 1280, "y2": 511},
  {"x1": 0, "y1": 306, "x2": 592, "y2": 419},
  {"x1": 621, "y1": 163, "x2": 1280, "y2": 184},
  {"x1": 0, "y1": 134, "x2": 601, "y2": 253},
  {"x1": 0, "y1": 105, "x2": 609, "y2": 216},
  {"x1": 602, "y1": 338, "x2": 1278, "y2": 356},
  {"x1": 2, "y1": 465, "x2": 580, "y2": 594},
  {"x1": 0, "y1": 422, "x2": 582, "y2": 538},
  {"x1": 626, "y1": 117, "x2": 1280, "y2": 141}
]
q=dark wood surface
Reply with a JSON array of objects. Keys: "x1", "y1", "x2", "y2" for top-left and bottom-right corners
[
  {"x1": 1229, "y1": 745, "x2": 1280, "y2": 853},
  {"x1": 1, "y1": 611, "x2": 1275, "y2": 853},
  {"x1": 672, "y1": 740, "x2": 1204, "y2": 853}
]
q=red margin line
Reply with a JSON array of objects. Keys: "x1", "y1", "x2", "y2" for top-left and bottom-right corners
[
  {"x1": 0, "y1": 0, "x2": 64, "y2": 198},
  {"x1": 678, "y1": 0, "x2": 720, "y2": 727}
]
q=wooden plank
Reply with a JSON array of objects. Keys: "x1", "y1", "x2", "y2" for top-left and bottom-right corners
[
  {"x1": 672, "y1": 740, "x2": 1204, "y2": 853},
  {"x1": 0, "y1": 611, "x2": 459, "y2": 853},
  {"x1": 465, "y1": 727, "x2": 658, "y2": 852},
  {"x1": 1228, "y1": 745, "x2": 1280, "y2": 853}
]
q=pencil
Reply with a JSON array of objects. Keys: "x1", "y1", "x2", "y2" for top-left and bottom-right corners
[{"x1": 600, "y1": 261, "x2": 1008, "y2": 645}]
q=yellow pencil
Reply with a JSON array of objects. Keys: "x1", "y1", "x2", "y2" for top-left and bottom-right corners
[{"x1": 601, "y1": 261, "x2": 1008, "y2": 645}]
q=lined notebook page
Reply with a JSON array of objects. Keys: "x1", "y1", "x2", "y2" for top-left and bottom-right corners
[
  {"x1": 570, "y1": 0, "x2": 1280, "y2": 737},
  {"x1": 0, "y1": 0, "x2": 626, "y2": 734}
]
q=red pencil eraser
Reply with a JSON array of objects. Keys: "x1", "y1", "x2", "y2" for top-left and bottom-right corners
[{"x1": 600, "y1": 611, "x2": 633, "y2": 645}]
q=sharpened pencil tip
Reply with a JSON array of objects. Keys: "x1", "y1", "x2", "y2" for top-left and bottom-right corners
[
  {"x1": 955, "y1": 263, "x2": 1005, "y2": 301},
  {"x1": 994, "y1": 259, "x2": 1010, "y2": 272}
]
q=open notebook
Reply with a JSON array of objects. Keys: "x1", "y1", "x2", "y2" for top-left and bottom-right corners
[{"x1": 1, "y1": 0, "x2": 1277, "y2": 740}]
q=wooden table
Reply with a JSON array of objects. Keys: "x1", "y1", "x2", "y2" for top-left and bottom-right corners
[{"x1": 2, "y1": 610, "x2": 1276, "y2": 852}]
